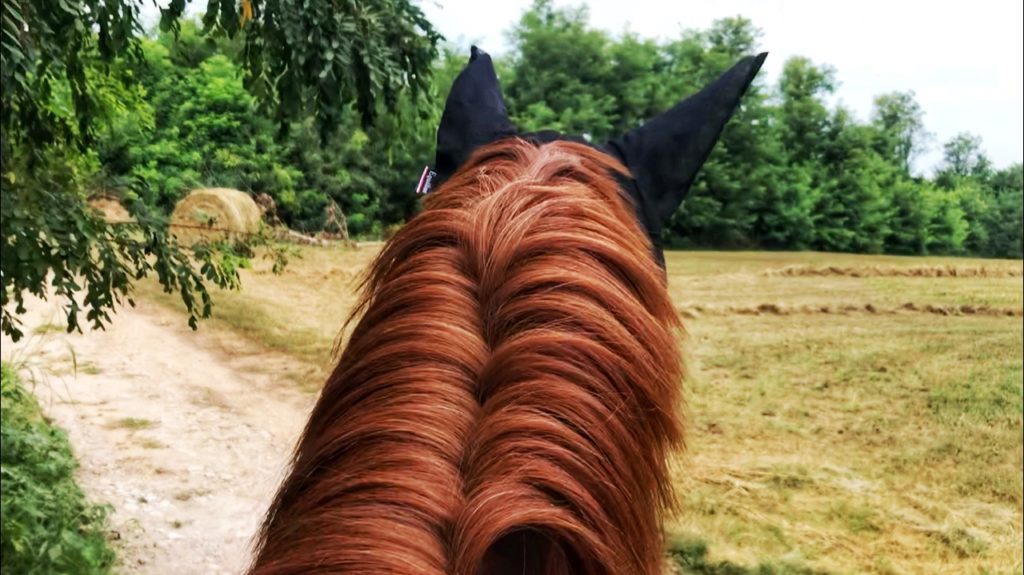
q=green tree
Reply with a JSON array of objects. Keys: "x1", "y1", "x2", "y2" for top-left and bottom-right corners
[
  {"x1": 949, "y1": 177, "x2": 993, "y2": 254},
  {"x1": 982, "y1": 163, "x2": 1024, "y2": 258},
  {"x1": 606, "y1": 34, "x2": 665, "y2": 134},
  {"x1": 871, "y1": 90, "x2": 930, "y2": 174},
  {"x1": 932, "y1": 133, "x2": 1014, "y2": 256},
  {"x1": 814, "y1": 110, "x2": 894, "y2": 253},
  {"x1": 886, "y1": 179, "x2": 968, "y2": 255},
  {"x1": 776, "y1": 56, "x2": 835, "y2": 164},
  {"x1": 758, "y1": 56, "x2": 836, "y2": 249},
  {"x1": 505, "y1": 0, "x2": 617, "y2": 139},
  {"x1": 655, "y1": 18, "x2": 781, "y2": 248},
  {"x1": 938, "y1": 132, "x2": 993, "y2": 181},
  {"x1": 1, "y1": 0, "x2": 441, "y2": 340},
  {"x1": 125, "y1": 35, "x2": 292, "y2": 210}
]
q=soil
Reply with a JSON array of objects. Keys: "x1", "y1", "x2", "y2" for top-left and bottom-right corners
[{"x1": 3, "y1": 297, "x2": 316, "y2": 574}]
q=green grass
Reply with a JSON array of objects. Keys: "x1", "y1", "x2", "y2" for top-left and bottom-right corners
[{"x1": 1, "y1": 365, "x2": 115, "y2": 574}]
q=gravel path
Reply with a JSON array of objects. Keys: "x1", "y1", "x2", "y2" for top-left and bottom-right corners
[{"x1": 3, "y1": 297, "x2": 316, "y2": 574}]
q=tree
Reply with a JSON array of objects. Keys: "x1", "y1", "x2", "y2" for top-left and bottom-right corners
[
  {"x1": 200, "y1": 0, "x2": 441, "y2": 137},
  {"x1": 752, "y1": 56, "x2": 836, "y2": 249},
  {"x1": 936, "y1": 132, "x2": 992, "y2": 186},
  {"x1": 0, "y1": 0, "x2": 441, "y2": 340},
  {"x1": 871, "y1": 90, "x2": 930, "y2": 174},
  {"x1": 605, "y1": 34, "x2": 664, "y2": 134},
  {"x1": 678, "y1": 18, "x2": 780, "y2": 248},
  {"x1": 776, "y1": 56, "x2": 835, "y2": 164},
  {"x1": 981, "y1": 163, "x2": 1023, "y2": 258},
  {"x1": 506, "y1": 0, "x2": 617, "y2": 139},
  {"x1": 814, "y1": 109, "x2": 894, "y2": 253}
]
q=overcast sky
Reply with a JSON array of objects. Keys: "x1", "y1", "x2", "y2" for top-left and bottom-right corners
[
  {"x1": 420, "y1": 0, "x2": 1024, "y2": 174},
  {"x1": 141, "y1": 1, "x2": 1023, "y2": 173}
]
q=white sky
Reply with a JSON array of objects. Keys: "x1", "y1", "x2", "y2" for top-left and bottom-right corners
[{"x1": 420, "y1": 0, "x2": 1024, "y2": 174}]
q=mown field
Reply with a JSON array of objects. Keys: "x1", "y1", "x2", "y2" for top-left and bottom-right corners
[{"x1": 139, "y1": 247, "x2": 1024, "y2": 575}]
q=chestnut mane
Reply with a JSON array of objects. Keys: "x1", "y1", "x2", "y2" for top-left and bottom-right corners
[{"x1": 248, "y1": 139, "x2": 684, "y2": 575}]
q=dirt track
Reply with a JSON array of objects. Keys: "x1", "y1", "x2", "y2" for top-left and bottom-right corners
[{"x1": 2, "y1": 297, "x2": 316, "y2": 574}]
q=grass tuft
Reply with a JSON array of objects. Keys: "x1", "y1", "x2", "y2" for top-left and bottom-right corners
[
  {"x1": 666, "y1": 533, "x2": 829, "y2": 574},
  {"x1": 109, "y1": 417, "x2": 155, "y2": 430}
]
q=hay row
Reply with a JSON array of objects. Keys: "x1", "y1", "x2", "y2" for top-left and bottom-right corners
[
  {"x1": 762, "y1": 265, "x2": 1023, "y2": 278},
  {"x1": 677, "y1": 302, "x2": 1023, "y2": 318}
]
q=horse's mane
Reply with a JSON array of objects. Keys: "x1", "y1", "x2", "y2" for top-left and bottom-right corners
[{"x1": 248, "y1": 139, "x2": 684, "y2": 575}]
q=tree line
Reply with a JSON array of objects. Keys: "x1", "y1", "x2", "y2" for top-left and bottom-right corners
[
  {"x1": 97, "y1": 1, "x2": 1022, "y2": 258},
  {"x1": 2, "y1": 0, "x2": 1020, "y2": 339}
]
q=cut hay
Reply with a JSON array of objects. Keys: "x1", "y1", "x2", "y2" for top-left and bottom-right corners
[
  {"x1": 170, "y1": 188, "x2": 261, "y2": 244},
  {"x1": 676, "y1": 302, "x2": 1023, "y2": 318},
  {"x1": 763, "y1": 265, "x2": 1023, "y2": 278}
]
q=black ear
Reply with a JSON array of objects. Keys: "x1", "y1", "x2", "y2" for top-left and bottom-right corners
[
  {"x1": 606, "y1": 53, "x2": 768, "y2": 250},
  {"x1": 434, "y1": 46, "x2": 517, "y2": 186}
]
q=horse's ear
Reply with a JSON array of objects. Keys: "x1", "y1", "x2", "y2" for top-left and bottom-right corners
[
  {"x1": 434, "y1": 46, "x2": 517, "y2": 185},
  {"x1": 606, "y1": 53, "x2": 768, "y2": 242}
]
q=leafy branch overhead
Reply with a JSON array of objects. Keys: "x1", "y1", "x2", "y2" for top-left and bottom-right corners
[
  {"x1": 0, "y1": 0, "x2": 443, "y2": 341},
  {"x1": 3, "y1": 0, "x2": 442, "y2": 148}
]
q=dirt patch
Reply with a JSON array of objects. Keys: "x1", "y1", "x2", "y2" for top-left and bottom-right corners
[
  {"x1": 762, "y1": 265, "x2": 1023, "y2": 278},
  {"x1": 2, "y1": 297, "x2": 316, "y2": 574},
  {"x1": 677, "y1": 302, "x2": 1023, "y2": 318}
]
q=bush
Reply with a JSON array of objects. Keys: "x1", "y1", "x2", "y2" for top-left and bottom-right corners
[{"x1": 0, "y1": 366, "x2": 115, "y2": 574}]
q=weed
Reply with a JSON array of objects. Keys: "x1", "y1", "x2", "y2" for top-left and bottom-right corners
[
  {"x1": 32, "y1": 323, "x2": 64, "y2": 335},
  {"x1": 138, "y1": 438, "x2": 164, "y2": 450},
  {"x1": 109, "y1": 417, "x2": 155, "y2": 430},
  {"x1": 79, "y1": 362, "x2": 102, "y2": 375}
]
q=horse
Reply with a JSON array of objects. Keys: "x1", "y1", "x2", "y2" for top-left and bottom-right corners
[{"x1": 247, "y1": 46, "x2": 765, "y2": 575}]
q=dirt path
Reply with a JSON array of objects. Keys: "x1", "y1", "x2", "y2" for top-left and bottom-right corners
[{"x1": 2, "y1": 297, "x2": 317, "y2": 574}]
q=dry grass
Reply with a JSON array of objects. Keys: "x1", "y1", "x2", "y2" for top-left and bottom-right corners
[
  {"x1": 763, "y1": 264, "x2": 1023, "y2": 278},
  {"x1": 141, "y1": 246, "x2": 1023, "y2": 574},
  {"x1": 676, "y1": 302, "x2": 1022, "y2": 318}
]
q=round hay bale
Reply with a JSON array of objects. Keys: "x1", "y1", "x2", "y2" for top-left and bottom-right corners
[{"x1": 170, "y1": 188, "x2": 261, "y2": 244}]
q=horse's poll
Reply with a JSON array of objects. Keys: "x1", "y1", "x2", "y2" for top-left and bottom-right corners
[{"x1": 430, "y1": 45, "x2": 767, "y2": 267}]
